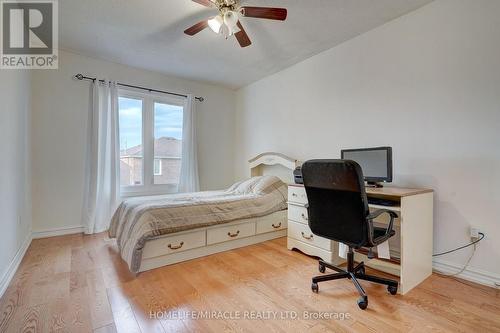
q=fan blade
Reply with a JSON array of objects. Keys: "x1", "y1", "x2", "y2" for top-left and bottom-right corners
[
  {"x1": 241, "y1": 7, "x2": 287, "y2": 20},
  {"x1": 234, "y1": 21, "x2": 251, "y2": 48},
  {"x1": 184, "y1": 20, "x2": 209, "y2": 36},
  {"x1": 192, "y1": 0, "x2": 215, "y2": 7}
]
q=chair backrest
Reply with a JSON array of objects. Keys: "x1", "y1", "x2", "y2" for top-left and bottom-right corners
[{"x1": 301, "y1": 159, "x2": 370, "y2": 248}]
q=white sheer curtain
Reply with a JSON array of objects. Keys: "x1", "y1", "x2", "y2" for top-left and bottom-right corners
[
  {"x1": 81, "y1": 80, "x2": 120, "y2": 234},
  {"x1": 178, "y1": 94, "x2": 200, "y2": 193}
]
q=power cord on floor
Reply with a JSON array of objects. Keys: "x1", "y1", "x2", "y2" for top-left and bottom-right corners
[{"x1": 433, "y1": 232, "x2": 485, "y2": 278}]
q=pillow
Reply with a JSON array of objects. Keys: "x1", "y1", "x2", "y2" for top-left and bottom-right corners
[
  {"x1": 252, "y1": 176, "x2": 285, "y2": 195},
  {"x1": 225, "y1": 179, "x2": 247, "y2": 192},
  {"x1": 228, "y1": 176, "x2": 284, "y2": 195}
]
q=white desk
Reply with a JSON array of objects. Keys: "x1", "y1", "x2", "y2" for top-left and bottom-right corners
[{"x1": 287, "y1": 184, "x2": 434, "y2": 295}]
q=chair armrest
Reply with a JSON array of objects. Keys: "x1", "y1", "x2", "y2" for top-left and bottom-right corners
[
  {"x1": 367, "y1": 209, "x2": 398, "y2": 221},
  {"x1": 367, "y1": 209, "x2": 398, "y2": 235}
]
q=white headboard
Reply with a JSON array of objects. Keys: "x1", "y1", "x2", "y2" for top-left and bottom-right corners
[{"x1": 248, "y1": 152, "x2": 300, "y2": 184}]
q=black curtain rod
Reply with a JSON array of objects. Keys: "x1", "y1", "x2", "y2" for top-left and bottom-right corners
[{"x1": 74, "y1": 74, "x2": 204, "y2": 102}]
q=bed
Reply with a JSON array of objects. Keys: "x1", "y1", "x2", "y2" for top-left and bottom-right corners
[{"x1": 109, "y1": 152, "x2": 299, "y2": 273}]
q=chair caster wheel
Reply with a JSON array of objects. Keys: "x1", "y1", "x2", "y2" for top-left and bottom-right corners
[
  {"x1": 319, "y1": 262, "x2": 326, "y2": 273},
  {"x1": 357, "y1": 296, "x2": 368, "y2": 310},
  {"x1": 311, "y1": 282, "x2": 319, "y2": 293},
  {"x1": 388, "y1": 285, "x2": 398, "y2": 295}
]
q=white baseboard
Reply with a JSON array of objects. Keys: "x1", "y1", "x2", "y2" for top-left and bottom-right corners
[
  {"x1": 0, "y1": 226, "x2": 84, "y2": 298},
  {"x1": 433, "y1": 259, "x2": 500, "y2": 288},
  {"x1": 0, "y1": 233, "x2": 32, "y2": 298},
  {"x1": 32, "y1": 225, "x2": 85, "y2": 239}
]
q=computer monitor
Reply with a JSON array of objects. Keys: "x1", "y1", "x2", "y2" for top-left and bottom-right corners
[{"x1": 341, "y1": 147, "x2": 393, "y2": 187}]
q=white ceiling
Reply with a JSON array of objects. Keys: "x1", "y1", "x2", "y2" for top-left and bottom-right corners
[{"x1": 60, "y1": 0, "x2": 433, "y2": 89}]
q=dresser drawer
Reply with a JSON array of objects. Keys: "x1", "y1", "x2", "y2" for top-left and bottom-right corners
[
  {"x1": 142, "y1": 230, "x2": 206, "y2": 259},
  {"x1": 288, "y1": 204, "x2": 309, "y2": 224},
  {"x1": 256, "y1": 217, "x2": 287, "y2": 234},
  {"x1": 207, "y1": 222, "x2": 256, "y2": 245},
  {"x1": 288, "y1": 186, "x2": 308, "y2": 205},
  {"x1": 288, "y1": 221, "x2": 333, "y2": 251}
]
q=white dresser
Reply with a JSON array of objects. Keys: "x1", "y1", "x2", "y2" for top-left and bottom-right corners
[{"x1": 287, "y1": 184, "x2": 344, "y2": 265}]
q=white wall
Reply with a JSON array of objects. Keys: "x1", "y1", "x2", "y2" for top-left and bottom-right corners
[
  {"x1": 235, "y1": 0, "x2": 500, "y2": 281},
  {"x1": 31, "y1": 49, "x2": 236, "y2": 233},
  {"x1": 0, "y1": 70, "x2": 32, "y2": 291}
]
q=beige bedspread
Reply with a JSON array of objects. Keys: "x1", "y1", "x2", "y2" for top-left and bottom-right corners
[{"x1": 108, "y1": 176, "x2": 288, "y2": 272}]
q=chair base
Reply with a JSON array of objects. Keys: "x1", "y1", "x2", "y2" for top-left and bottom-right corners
[{"x1": 311, "y1": 249, "x2": 398, "y2": 310}]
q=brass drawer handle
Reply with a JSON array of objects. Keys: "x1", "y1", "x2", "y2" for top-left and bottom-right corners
[
  {"x1": 301, "y1": 213, "x2": 308, "y2": 221},
  {"x1": 272, "y1": 222, "x2": 282, "y2": 229},
  {"x1": 301, "y1": 232, "x2": 313, "y2": 240},
  {"x1": 227, "y1": 230, "x2": 240, "y2": 238},
  {"x1": 168, "y1": 241, "x2": 184, "y2": 250}
]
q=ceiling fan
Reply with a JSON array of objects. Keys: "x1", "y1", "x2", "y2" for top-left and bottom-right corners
[{"x1": 184, "y1": 0, "x2": 287, "y2": 48}]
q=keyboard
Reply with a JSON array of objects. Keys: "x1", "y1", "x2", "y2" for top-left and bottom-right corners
[{"x1": 367, "y1": 197, "x2": 399, "y2": 207}]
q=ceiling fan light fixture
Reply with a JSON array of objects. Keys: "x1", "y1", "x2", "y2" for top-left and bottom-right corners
[
  {"x1": 208, "y1": 15, "x2": 223, "y2": 33},
  {"x1": 185, "y1": 0, "x2": 288, "y2": 48},
  {"x1": 220, "y1": 24, "x2": 229, "y2": 38},
  {"x1": 223, "y1": 10, "x2": 239, "y2": 29},
  {"x1": 230, "y1": 23, "x2": 241, "y2": 35}
]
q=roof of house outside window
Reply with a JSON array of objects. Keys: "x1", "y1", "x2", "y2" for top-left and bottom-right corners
[{"x1": 121, "y1": 137, "x2": 182, "y2": 158}]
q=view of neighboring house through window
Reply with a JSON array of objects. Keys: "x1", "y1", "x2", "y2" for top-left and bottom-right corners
[
  {"x1": 118, "y1": 91, "x2": 184, "y2": 195},
  {"x1": 154, "y1": 102, "x2": 183, "y2": 185},
  {"x1": 119, "y1": 97, "x2": 143, "y2": 186},
  {"x1": 153, "y1": 159, "x2": 162, "y2": 176}
]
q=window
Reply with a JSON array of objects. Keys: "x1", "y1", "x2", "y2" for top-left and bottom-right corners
[
  {"x1": 154, "y1": 102, "x2": 183, "y2": 185},
  {"x1": 119, "y1": 97, "x2": 143, "y2": 186},
  {"x1": 153, "y1": 159, "x2": 162, "y2": 176},
  {"x1": 118, "y1": 90, "x2": 185, "y2": 196}
]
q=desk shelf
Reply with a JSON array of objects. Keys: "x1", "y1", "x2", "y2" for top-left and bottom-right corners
[
  {"x1": 355, "y1": 248, "x2": 401, "y2": 265},
  {"x1": 368, "y1": 204, "x2": 401, "y2": 212}
]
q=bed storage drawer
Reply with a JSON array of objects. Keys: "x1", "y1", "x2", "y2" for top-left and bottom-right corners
[
  {"x1": 288, "y1": 220, "x2": 333, "y2": 251},
  {"x1": 288, "y1": 186, "x2": 308, "y2": 205},
  {"x1": 207, "y1": 222, "x2": 256, "y2": 245},
  {"x1": 256, "y1": 216, "x2": 287, "y2": 234},
  {"x1": 142, "y1": 230, "x2": 206, "y2": 259},
  {"x1": 288, "y1": 204, "x2": 309, "y2": 225}
]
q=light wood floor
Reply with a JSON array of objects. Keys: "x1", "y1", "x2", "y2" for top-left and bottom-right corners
[{"x1": 1, "y1": 233, "x2": 499, "y2": 333}]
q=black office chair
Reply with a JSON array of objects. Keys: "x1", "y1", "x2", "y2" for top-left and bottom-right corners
[{"x1": 301, "y1": 159, "x2": 399, "y2": 310}]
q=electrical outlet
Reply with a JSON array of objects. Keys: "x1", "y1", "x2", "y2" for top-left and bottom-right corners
[{"x1": 470, "y1": 227, "x2": 480, "y2": 240}]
